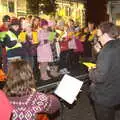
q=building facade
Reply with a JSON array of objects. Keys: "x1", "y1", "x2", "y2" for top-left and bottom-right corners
[
  {"x1": 0, "y1": 0, "x2": 27, "y2": 22},
  {"x1": 56, "y1": 0, "x2": 86, "y2": 27},
  {"x1": 0, "y1": 0, "x2": 86, "y2": 26},
  {"x1": 107, "y1": 0, "x2": 120, "y2": 26}
]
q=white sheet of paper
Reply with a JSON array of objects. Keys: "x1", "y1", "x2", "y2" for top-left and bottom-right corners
[{"x1": 54, "y1": 74, "x2": 83, "y2": 104}]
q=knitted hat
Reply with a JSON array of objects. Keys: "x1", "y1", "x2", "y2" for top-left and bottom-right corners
[{"x1": 40, "y1": 19, "x2": 48, "y2": 27}]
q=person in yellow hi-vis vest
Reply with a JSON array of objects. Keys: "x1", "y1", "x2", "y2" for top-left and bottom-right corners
[
  {"x1": 18, "y1": 22, "x2": 39, "y2": 68},
  {"x1": 2, "y1": 19, "x2": 27, "y2": 66},
  {"x1": 82, "y1": 22, "x2": 96, "y2": 59}
]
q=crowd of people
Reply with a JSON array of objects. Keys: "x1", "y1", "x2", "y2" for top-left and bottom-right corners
[
  {"x1": 0, "y1": 15, "x2": 97, "y2": 80},
  {"x1": 1, "y1": 14, "x2": 120, "y2": 120}
]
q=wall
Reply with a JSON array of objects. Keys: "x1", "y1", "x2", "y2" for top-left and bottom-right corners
[{"x1": 56, "y1": 0, "x2": 86, "y2": 27}]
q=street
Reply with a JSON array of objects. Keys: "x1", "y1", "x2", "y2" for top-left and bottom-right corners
[
  {"x1": 57, "y1": 91, "x2": 96, "y2": 120},
  {"x1": 36, "y1": 63, "x2": 96, "y2": 120}
]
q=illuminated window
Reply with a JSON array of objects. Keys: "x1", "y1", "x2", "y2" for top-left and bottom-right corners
[{"x1": 8, "y1": 1, "x2": 14, "y2": 13}]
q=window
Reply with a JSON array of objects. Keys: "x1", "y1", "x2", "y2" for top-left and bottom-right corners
[{"x1": 8, "y1": 1, "x2": 14, "y2": 13}]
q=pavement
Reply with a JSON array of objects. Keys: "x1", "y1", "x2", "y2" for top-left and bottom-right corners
[
  {"x1": 0, "y1": 61, "x2": 96, "y2": 120},
  {"x1": 57, "y1": 92, "x2": 96, "y2": 120},
  {"x1": 36, "y1": 63, "x2": 96, "y2": 120}
]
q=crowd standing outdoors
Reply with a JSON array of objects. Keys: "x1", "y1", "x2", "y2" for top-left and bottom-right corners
[
  {"x1": 0, "y1": 15, "x2": 97, "y2": 79},
  {"x1": 0, "y1": 14, "x2": 120, "y2": 120}
]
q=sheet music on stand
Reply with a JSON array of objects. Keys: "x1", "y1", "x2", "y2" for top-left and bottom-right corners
[{"x1": 54, "y1": 74, "x2": 83, "y2": 104}]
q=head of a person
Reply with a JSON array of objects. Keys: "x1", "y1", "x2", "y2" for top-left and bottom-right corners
[
  {"x1": 32, "y1": 16, "x2": 40, "y2": 26},
  {"x1": 32, "y1": 16, "x2": 40, "y2": 31},
  {"x1": 4, "y1": 60, "x2": 36, "y2": 97},
  {"x1": 97, "y1": 22, "x2": 119, "y2": 45},
  {"x1": 88, "y1": 21, "x2": 95, "y2": 31},
  {"x1": 68, "y1": 19, "x2": 74, "y2": 27},
  {"x1": 83, "y1": 27, "x2": 89, "y2": 33},
  {"x1": 40, "y1": 19, "x2": 48, "y2": 29},
  {"x1": 19, "y1": 17, "x2": 26, "y2": 30},
  {"x1": 64, "y1": 24, "x2": 69, "y2": 31},
  {"x1": 19, "y1": 17, "x2": 25, "y2": 25},
  {"x1": 24, "y1": 22, "x2": 32, "y2": 32},
  {"x1": 19, "y1": 17, "x2": 25, "y2": 23},
  {"x1": 27, "y1": 15, "x2": 33, "y2": 23},
  {"x1": 99, "y1": 22, "x2": 119, "y2": 38},
  {"x1": 10, "y1": 18, "x2": 20, "y2": 31},
  {"x1": 2, "y1": 15, "x2": 11, "y2": 26}
]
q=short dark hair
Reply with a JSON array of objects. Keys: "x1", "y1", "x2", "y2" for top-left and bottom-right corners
[
  {"x1": 2, "y1": 15, "x2": 10, "y2": 22},
  {"x1": 99, "y1": 22, "x2": 119, "y2": 38},
  {"x1": 4, "y1": 60, "x2": 36, "y2": 97},
  {"x1": 27, "y1": 15, "x2": 32, "y2": 19}
]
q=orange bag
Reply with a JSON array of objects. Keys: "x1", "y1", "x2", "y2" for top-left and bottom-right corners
[
  {"x1": 36, "y1": 113, "x2": 49, "y2": 120},
  {"x1": 0, "y1": 69, "x2": 6, "y2": 81}
]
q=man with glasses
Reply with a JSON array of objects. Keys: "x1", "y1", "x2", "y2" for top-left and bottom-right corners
[{"x1": 89, "y1": 22, "x2": 120, "y2": 120}]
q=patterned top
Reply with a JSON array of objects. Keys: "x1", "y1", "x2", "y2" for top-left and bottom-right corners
[{"x1": 9, "y1": 91, "x2": 60, "y2": 120}]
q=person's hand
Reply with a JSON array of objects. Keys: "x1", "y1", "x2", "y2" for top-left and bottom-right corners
[{"x1": 88, "y1": 66, "x2": 96, "y2": 72}]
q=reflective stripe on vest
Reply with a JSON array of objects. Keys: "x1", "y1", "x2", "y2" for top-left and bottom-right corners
[
  {"x1": 0, "y1": 32, "x2": 7, "y2": 42},
  {"x1": 6, "y1": 31, "x2": 22, "y2": 51}
]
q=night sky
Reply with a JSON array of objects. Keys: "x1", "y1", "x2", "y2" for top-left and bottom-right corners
[{"x1": 86, "y1": 0, "x2": 108, "y2": 25}]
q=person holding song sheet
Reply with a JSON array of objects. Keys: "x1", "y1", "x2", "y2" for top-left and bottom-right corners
[{"x1": 89, "y1": 22, "x2": 120, "y2": 120}]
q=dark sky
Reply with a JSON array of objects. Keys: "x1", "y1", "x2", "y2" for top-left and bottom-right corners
[{"x1": 86, "y1": 0, "x2": 108, "y2": 25}]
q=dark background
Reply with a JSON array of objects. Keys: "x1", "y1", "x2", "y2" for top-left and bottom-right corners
[{"x1": 86, "y1": 0, "x2": 108, "y2": 26}]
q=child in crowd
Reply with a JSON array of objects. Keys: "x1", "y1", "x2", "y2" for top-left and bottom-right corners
[
  {"x1": 37, "y1": 19, "x2": 53, "y2": 80},
  {"x1": 59, "y1": 25, "x2": 71, "y2": 74},
  {"x1": 2, "y1": 18, "x2": 27, "y2": 65},
  {"x1": 18, "y1": 22, "x2": 39, "y2": 68},
  {"x1": 32, "y1": 16, "x2": 41, "y2": 32}
]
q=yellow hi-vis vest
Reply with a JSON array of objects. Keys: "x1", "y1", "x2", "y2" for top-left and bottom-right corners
[
  {"x1": 18, "y1": 31, "x2": 39, "y2": 44},
  {"x1": 88, "y1": 29, "x2": 97, "y2": 42},
  {"x1": 0, "y1": 32, "x2": 7, "y2": 42},
  {"x1": 6, "y1": 31, "x2": 22, "y2": 51}
]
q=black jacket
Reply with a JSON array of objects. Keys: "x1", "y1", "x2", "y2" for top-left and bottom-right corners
[{"x1": 89, "y1": 39, "x2": 120, "y2": 107}]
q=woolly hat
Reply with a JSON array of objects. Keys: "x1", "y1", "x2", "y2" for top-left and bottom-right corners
[{"x1": 40, "y1": 19, "x2": 48, "y2": 27}]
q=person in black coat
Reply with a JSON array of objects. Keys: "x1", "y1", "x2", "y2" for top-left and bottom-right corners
[{"x1": 89, "y1": 22, "x2": 120, "y2": 120}]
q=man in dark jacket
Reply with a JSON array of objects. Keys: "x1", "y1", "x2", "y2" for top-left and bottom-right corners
[{"x1": 89, "y1": 22, "x2": 120, "y2": 120}]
